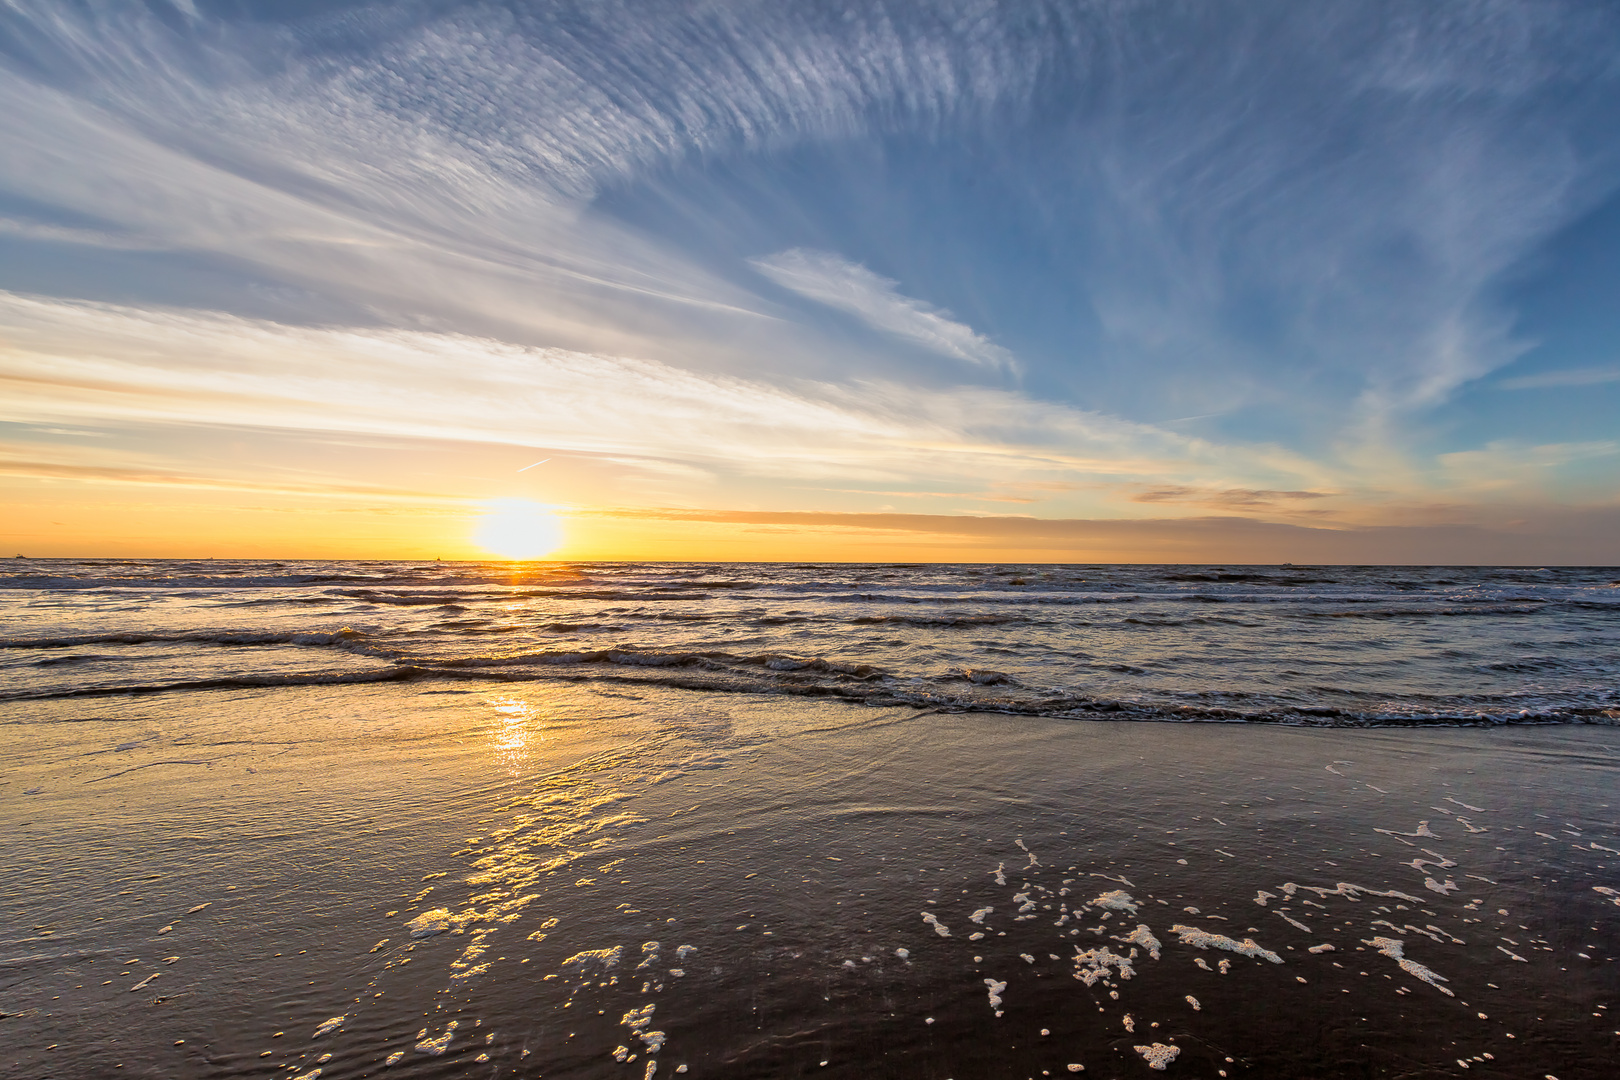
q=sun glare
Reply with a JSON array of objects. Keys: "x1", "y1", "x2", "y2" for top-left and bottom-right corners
[{"x1": 473, "y1": 499, "x2": 564, "y2": 560}]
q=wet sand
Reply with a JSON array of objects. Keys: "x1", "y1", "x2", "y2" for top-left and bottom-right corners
[{"x1": 3, "y1": 684, "x2": 1617, "y2": 1078}]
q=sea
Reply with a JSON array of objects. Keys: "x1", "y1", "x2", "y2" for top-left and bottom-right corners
[
  {"x1": 3, "y1": 560, "x2": 1618, "y2": 723},
  {"x1": 2, "y1": 560, "x2": 1618, "y2": 1078}
]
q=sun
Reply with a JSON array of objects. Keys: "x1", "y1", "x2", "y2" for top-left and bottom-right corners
[{"x1": 472, "y1": 499, "x2": 565, "y2": 560}]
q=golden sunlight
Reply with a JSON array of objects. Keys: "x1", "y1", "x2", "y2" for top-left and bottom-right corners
[{"x1": 472, "y1": 499, "x2": 565, "y2": 560}]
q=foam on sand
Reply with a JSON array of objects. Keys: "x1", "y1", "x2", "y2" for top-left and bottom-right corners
[
  {"x1": 405, "y1": 909, "x2": 453, "y2": 938},
  {"x1": 1375, "y1": 822, "x2": 1439, "y2": 845},
  {"x1": 622, "y1": 1003, "x2": 665, "y2": 1054},
  {"x1": 414, "y1": 1020, "x2": 458, "y2": 1055},
  {"x1": 1281, "y1": 881, "x2": 1425, "y2": 904},
  {"x1": 1071, "y1": 946, "x2": 1135, "y2": 986},
  {"x1": 1362, "y1": 937, "x2": 1454, "y2": 996},
  {"x1": 1116, "y1": 924, "x2": 1162, "y2": 959},
  {"x1": 983, "y1": 978, "x2": 1007, "y2": 1017},
  {"x1": 1135, "y1": 1043, "x2": 1180, "y2": 1070},
  {"x1": 562, "y1": 945, "x2": 625, "y2": 974},
  {"x1": 1088, "y1": 890, "x2": 1138, "y2": 914},
  {"x1": 1169, "y1": 924, "x2": 1283, "y2": 963}
]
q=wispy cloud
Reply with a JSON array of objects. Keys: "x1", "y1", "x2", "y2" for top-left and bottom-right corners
[
  {"x1": 10, "y1": 282, "x2": 1599, "y2": 530},
  {"x1": 1, "y1": 0, "x2": 1618, "y2": 558},
  {"x1": 1437, "y1": 439, "x2": 1620, "y2": 493},
  {"x1": 750, "y1": 249, "x2": 1016, "y2": 371},
  {"x1": 577, "y1": 505, "x2": 1620, "y2": 564},
  {"x1": 0, "y1": 216, "x2": 165, "y2": 251},
  {"x1": 0, "y1": 456, "x2": 435, "y2": 500},
  {"x1": 1057, "y1": 1, "x2": 1620, "y2": 440},
  {"x1": 1130, "y1": 486, "x2": 1335, "y2": 511},
  {"x1": 0, "y1": 289, "x2": 1312, "y2": 504},
  {"x1": 1497, "y1": 366, "x2": 1620, "y2": 390},
  {"x1": 3, "y1": 0, "x2": 1613, "y2": 418}
]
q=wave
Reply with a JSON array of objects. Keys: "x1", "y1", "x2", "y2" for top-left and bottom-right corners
[
  {"x1": 1164, "y1": 572, "x2": 1344, "y2": 585},
  {"x1": 8, "y1": 658, "x2": 1615, "y2": 726},
  {"x1": 1478, "y1": 657, "x2": 1565, "y2": 673},
  {"x1": 1291, "y1": 605, "x2": 1544, "y2": 619},
  {"x1": 1120, "y1": 616, "x2": 1259, "y2": 627},
  {"x1": 28, "y1": 653, "x2": 132, "y2": 667},
  {"x1": 847, "y1": 614, "x2": 1025, "y2": 628},
  {"x1": 0, "y1": 665, "x2": 423, "y2": 701},
  {"x1": 334, "y1": 591, "x2": 478, "y2": 607},
  {"x1": 409, "y1": 647, "x2": 883, "y2": 679},
  {"x1": 0, "y1": 628, "x2": 371, "y2": 649}
]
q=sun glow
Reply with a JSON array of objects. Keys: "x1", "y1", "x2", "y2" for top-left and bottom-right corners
[{"x1": 473, "y1": 499, "x2": 565, "y2": 560}]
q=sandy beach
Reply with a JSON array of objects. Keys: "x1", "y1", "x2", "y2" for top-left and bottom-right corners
[{"x1": 5, "y1": 677, "x2": 1617, "y2": 1078}]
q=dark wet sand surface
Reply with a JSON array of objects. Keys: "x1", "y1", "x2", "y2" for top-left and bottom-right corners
[{"x1": 3, "y1": 684, "x2": 1618, "y2": 1078}]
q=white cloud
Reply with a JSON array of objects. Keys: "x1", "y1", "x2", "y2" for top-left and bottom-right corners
[
  {"x1": 5, "y1": 287, "x2": 1608, "y2": 524},
  {"x1": 0, "y1": 290, "x2": 1312, "y2": 502},
  {"x1": 750, "y1": 248, "x2": 1016, "y2": 371},
  {"x1": 0, "y1": 216, "x2": 165, "y2": 250},
  {"x1": 1437, "y1": 438, "x2": 1620, "y2": 493},
  {"x1": 4, "y1": 0, "x2": 1613, "y2": 424}
]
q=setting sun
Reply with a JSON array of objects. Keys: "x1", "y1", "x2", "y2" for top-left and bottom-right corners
[{"x1": 472, "y1": 499, "x2": 564, "y2": 560}]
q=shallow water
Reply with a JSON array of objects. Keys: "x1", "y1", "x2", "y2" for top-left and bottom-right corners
[
  {"x1": 2, "y1": 562, "x2": 1618, "y2": 1078},
  {"x1": 4, "y1": 682, "x2": 1619, "y2": 1078}
]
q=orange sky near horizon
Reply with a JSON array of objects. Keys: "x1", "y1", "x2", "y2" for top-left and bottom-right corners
[{"x1": 6, "y1": 475, "x2": 1615, "y2": 565}]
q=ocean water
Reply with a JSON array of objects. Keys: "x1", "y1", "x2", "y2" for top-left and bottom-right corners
[
  {"x1": 3, "y1": 560, "x2": 1618, "y2": 722},
  {"x1": 2, "y1": 560, "x2": 1618, "y2": 1079}
]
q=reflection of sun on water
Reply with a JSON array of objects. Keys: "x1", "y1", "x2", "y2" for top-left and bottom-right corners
[
  {"x1": 473, "y1": 499, "x2": 564, "y2": 560},
  {"x1": 490, "y1": 698, "x2": 539, "y2": 775}
]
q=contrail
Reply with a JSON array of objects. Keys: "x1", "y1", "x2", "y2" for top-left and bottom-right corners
[{"x1": 516, "y1": 459, "x2": 550, "y2": 472}]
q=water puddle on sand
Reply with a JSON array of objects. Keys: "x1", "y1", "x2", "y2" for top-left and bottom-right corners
[{"x1": 3, "y1": 687, "x2": 1617, "y2": 1077}]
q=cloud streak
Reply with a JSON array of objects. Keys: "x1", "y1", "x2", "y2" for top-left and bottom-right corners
[
  {"x1": 751, "y1": 248, "x2": 1016, "y2": 370},
  {"x1": 0, "y1": 456, "x2": 436, "y2": 500},
  {"x1": 4, "y1": 0, "x2": 1615, "y2": 415},
  {"x1": 580, "y1": 506, "x2": 1620, "y2": 564},
  {"x1": 0, "y1": 289, "x2": 1341, "y2": 512},
  {"x1": 1498, "y1": 366, "x2": 1620, "y2": 390}
]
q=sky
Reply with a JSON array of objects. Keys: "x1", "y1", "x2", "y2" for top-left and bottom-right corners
[{"x1": 2, "y1": 0, "x2": 1619, "y2": 563}]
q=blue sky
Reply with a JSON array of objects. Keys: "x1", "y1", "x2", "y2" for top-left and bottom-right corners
[{"x1": 2, "y1": 0, "x2": 1618, "y2": 560}]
